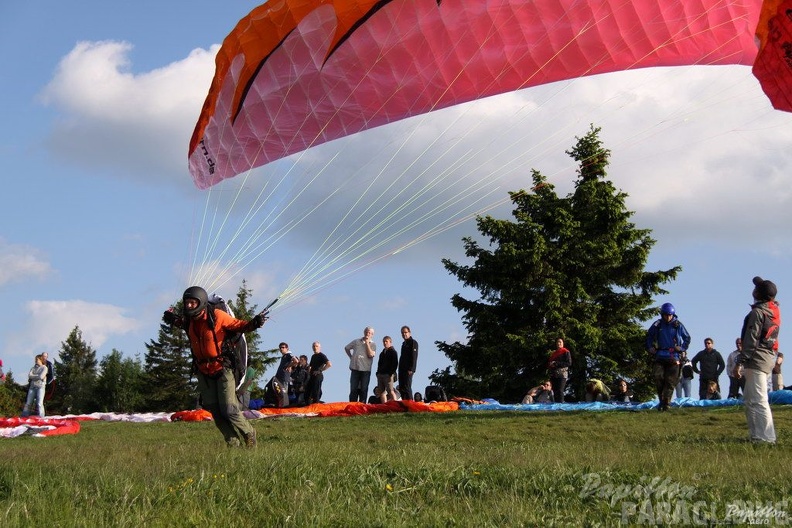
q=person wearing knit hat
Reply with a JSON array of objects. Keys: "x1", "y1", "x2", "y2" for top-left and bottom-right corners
[
  {"x1": 736, "y1": 275, "x2": 781, "y2": 443},
  {"x1": 752, "y1": 276, "x2": 778, "y2": 302}
]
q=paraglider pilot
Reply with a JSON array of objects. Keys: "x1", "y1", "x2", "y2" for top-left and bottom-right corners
[
  {"x1": 646, "y1": 302, "x2": 691, "y2": 411},
  {"x1": 163, "y1": 286, "x2": 265, "y2": 448}
]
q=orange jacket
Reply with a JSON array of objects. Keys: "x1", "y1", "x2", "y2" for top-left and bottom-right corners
[{"x1": 187, "y1": 309, "x2": 251, "y2": 376}]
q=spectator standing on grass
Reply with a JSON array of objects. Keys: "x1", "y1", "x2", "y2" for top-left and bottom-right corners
[
  {"x1": 735, "y1": 276, "x2": 780, "y2": 444},
  {"x1": 398, "y1": 326, "x2": 418, "y2": 401},
  {"x1": 21, "y1": 354, "x2": 47, "y2": 417},
  {"x1": 237, "y1": 366, "x2": 257, "y2": 410},
  {"x1": 675, "y1": 352, "x2": 694, "y2": 399},
  {"x1": 646, "y1": 302, "x2": 691, "y2": 411},
  {"x1": 726, "y1": 339, "x2": 745, "y2": 399},
  {"x1": 691, "y1": 338, "x2": 725, "y2": 400},
  {"x1": 345, "y1": 327, "x2": 376, "y2": 402},
  {"x1": 547, "y1": 338, "x2": 572, "y2": 403},
  {"x1": 306, "y1": 342, "x2": 331, "y2": 405},
  {"x1": 772, "y1": 352, "x2": 784, "y2": 391},
  {"x1": 290, "y1": 355, "x2": 309, "y2": 406},
  {"x1": 375, "y1": 336, "x2": 399, "y2": 403},
  {"x1": 275, "y1": 343, "x2": 298, "y2": 408},
  {"x1": 41, "y1": 351, "x2": 56, "y2": 402}
]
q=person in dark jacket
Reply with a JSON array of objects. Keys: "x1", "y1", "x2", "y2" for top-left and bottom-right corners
[
  {"x1": 675, "y1": 352, "x2": 694, "y2": 398},
  {"x1": 646, "y1": 302, "x2": 691, "y2": 411},
  {"x1": 611, "y1": 379, "x2": 634, "y2": 403},
  {"x1": 290, "y1": 355, "x2": 310, "y2": 406},
  {"x1": 398, "y1": 326, "x2": 418, "y2": 401},
  {"x1": 375, "y1": 336, "x2": 399, "y2": 403},
  {"x1": 735, "y1": 276, "x2": 780, "y2": 444},
  {"x1": 704, "y1": 380, "x2": 721, "y2": 400},
  {"x1": 306, "y1": 341, "x2": 331, "y2": 405},
  {"x1": 41, "y1": 351, "x2": 56, "y2": 402},
  {"x1": 691, "y1": 338, "x2": 726, "y2": 400},
  {"x1": 726, "y1": 338, "x2": 745, "y2": 399}
]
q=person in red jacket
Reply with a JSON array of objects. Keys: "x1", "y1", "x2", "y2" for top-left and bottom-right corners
[
  {"x1": 164, "y1": 286, "x2": 265, "y2": 448},
  {"x1": 547, "y1": 338, "x2": 572, "y2": 403},
  {"x1": 735, "y1": 276, "x2": 780, "y2": 444}
]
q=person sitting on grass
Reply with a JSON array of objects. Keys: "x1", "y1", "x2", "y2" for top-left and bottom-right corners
[
  {"x1": 610, "y1": 379, "x2": 634, "y2": 403},
  {"x1": 584, "y1": 379, "x2": 611, "y2": 402},
  {"x1": 522, "y1": 380, "x2": 554, "y2": 404},
  {"x1": 705, "y1": 380, "x2": 721, "y2": 400},
  {"x1": 368, "y1": 385, "x2": 402, "y2": 403}
]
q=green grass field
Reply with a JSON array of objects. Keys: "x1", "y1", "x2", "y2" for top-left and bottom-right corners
[{"x1": 2, "y1": 405, "x2": 791, "y2": 527}]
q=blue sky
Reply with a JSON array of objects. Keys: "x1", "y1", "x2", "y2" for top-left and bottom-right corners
[{"x1": 2, "y1": 1, "x2": 791, "y2": 404}]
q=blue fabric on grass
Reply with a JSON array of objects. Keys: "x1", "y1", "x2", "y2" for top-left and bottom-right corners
[{"x1": 459, "y1": 390, "x2": 792, "y2": 411}]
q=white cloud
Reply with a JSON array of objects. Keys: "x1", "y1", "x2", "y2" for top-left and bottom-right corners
[
  {"x1": 0, "y1": 238, "x2": 53, "y2": 286},
  {"x1": 39, "y1": 40, "x2": 219, "y2": 183},
  {"x1": 7, "y1": 300, "x2": 142, "y2": 363}
]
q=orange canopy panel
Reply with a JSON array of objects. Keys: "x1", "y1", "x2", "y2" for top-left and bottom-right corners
[{"x1": 253, "y1": 400, "x2": 458, "y2": 417}]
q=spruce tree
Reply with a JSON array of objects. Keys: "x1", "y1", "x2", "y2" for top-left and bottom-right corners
[
  {"x1": 53, "y1": 326, "x2": 99, "y2": 414},
  {"x1": 143, "y1": 310, "x2": 195, "y2": 411},
  {"x1": 433, "y1": 126, "x2": 680, "y2": 402},
  {"x1": 96, "y1": 349, "x2": 146, "y2": 412},
  {"x1": 0, "y1": 371, "x2": 26, "y2": 416},
  {"x1": 228, "y1": 279, "x2": 278, "y2": 376}
]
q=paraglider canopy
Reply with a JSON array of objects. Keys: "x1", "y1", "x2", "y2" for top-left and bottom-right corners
[{"x1": 189, "y1": 0, "x2": 770, "y2": 189}]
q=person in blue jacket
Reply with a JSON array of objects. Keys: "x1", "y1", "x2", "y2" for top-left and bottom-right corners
[{"x1": 646, "y1": 303, "x2": 691, "y2": 411}]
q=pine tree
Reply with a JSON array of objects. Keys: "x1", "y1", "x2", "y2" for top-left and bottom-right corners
[
  {"x1": 95, "y1": 349, "x2": 146, "y2": 412},
  {"x1": 433, "y1": 126, "x2": 680, "y2": 402},
  {"x1": 0, "y1": 371, "x2": 26, "y2": 417},
  {"x1": 227, "y1": 279, "x2": 278, "y2": 377},
  {"x1": 53, "y1": 326, "x2": 99, "y2": 414},
  {"x1": 143, "y1": 311, "x2": 196, "y2": 411}
]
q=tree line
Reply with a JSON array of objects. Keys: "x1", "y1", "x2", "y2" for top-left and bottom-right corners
[{"x1": 0, "y1": 281, "x2": 277, "y2": 416}]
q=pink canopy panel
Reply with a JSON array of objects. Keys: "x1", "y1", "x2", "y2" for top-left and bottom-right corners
[{"x1": 189, "y1": 0, "x2": 765, "y2": 189}]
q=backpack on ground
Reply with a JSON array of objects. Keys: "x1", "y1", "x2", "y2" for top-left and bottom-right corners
[{"x1": 262, "y1": 377, "x2": 282, "y2": 407}]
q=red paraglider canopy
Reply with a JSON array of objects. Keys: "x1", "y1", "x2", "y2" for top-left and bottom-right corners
[{"x1": 189, "y1": 0, "x2": 768, "y2": 189}]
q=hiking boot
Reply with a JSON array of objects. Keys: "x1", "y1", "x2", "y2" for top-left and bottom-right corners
[
  {"x1": 226, "y1": 437, "x2": 241, "y2": 448},
  {"x1": 244, "y1": 430, "x2": 257, "y2": 448}
]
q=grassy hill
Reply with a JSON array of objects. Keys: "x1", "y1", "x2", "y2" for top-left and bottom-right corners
[{"x1": 2, "y1": 405, "x2": 791, "y2": 526}]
